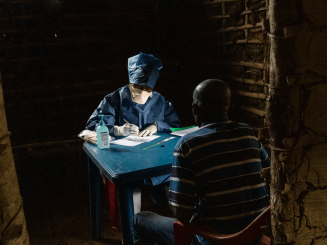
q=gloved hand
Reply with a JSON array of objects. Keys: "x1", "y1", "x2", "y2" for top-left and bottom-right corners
[
  {"x1": 138, "y1": 123, "x2": 158, "y2": 137},
  {"x1": 114, "y1": 123, "x2": 139, "y2": 136}
]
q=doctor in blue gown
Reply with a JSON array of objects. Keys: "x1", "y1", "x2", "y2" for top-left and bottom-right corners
[{"x1": 86, "y1": 52, "x2": 181, "y2": 206}]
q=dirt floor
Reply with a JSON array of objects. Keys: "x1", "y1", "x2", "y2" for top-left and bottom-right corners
[
  {"x1": 25, "y1": 188, "x2": 168, "y2": 245},
  {"x1": 25, "y1": 192, "x2": 123, "y2": 245},
  {"x1": 14, "y1": 142, "x2": 172, "y2": 245}
]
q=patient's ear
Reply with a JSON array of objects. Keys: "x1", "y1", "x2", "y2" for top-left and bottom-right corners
[{"x1": 192, "y1": 103, "x2": 200, "y2": 116}]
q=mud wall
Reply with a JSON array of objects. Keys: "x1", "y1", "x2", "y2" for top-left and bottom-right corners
[
  {"x1": 197, "y1": 0, "x2": 269, "y2": 131},
  {"x1": 201, "y1": 1, "x2": 327, "y2": 244},
  {"x1": 283, "y1": 1, "x2": 327, "y2": 244}
]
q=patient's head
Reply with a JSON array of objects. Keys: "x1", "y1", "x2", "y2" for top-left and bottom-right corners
[{"x1": 192, "y1": 79, "x2": 231, "y2": 126}]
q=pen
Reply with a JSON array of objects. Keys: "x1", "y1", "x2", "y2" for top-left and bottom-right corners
[
  {"x1": 143, "y1": 137, "x2": 175, "y2": 150},
  {"x1": 123, "y1": 119, "x2": 129, "y2": 124}
]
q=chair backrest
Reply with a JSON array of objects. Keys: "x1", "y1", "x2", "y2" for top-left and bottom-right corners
[{"x1": 174, "y1": 206, "x2": 271, "y2": 245}]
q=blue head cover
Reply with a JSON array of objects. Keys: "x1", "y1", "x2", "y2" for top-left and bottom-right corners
[{"x1": 128, "y1": 52, "x2": 163, "y2": 89}]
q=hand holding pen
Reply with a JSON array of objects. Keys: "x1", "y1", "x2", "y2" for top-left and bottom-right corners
[{"x1": 122, "y1": 119, "x2": 139, "y2": 136}]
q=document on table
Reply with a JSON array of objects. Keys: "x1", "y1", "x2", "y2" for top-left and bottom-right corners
[
  {"x1": 170, "y1": 126, "x2": 200, "y2": 137},
  {"x1": 111, "y1": 135, "x2": 160, "y2": 147}
]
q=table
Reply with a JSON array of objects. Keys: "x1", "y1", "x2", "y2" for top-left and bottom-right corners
[{"x1": 83, "y1": 132, "x2": 180, "y2": 245}]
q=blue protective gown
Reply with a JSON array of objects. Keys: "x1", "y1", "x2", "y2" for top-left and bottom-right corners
[
  {"x1": 86, "y1": 85, "x2": 181, "y2": 135},
  {"x1": 85, "y1": 85, "x2": 181, "y2": 202}
]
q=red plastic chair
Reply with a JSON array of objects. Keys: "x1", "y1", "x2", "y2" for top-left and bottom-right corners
[
  {"x1": 105, "y1": 179, "x2": 120, "y2": 229},
  {"x1": 173, "y1": 206, "x2": 272, "y2": 245}
]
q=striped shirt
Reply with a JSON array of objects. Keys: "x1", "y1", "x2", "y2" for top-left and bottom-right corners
[{"x1": 168, "y1": 113, "x2": 270, "y2": 242}]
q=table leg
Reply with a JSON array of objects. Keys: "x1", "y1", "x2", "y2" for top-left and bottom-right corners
[
  {"x1": 105, "y1": 178, "x2": 120, "y2": 228},
  {"x1": 117, "y1": 185, "x2": 134, "y2": 245},
  {"x1": 87, "y1": 156, "x2": 101, "y2": 241}
]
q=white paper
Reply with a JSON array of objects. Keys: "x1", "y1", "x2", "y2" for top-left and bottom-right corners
[
  {"x1": 170, "y1": 126, "x2": 200, "y2": 137},
  {"x1": 111, "y1": 135, "x2": 160, "y2": 147}
]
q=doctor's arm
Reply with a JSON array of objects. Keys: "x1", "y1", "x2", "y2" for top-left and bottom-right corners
[
  {"x1": 85, "y1": 95, "x2": 118, "y2": 136},
  {"x1": 86, "y1": 93, "x2": 139, "y2": 137},
  {"x1": 139, "y1": 100, "x2": 181, "y2": 136},
  {"x1": 156, "y1": 101, "x2": 181, "y2": 132}
]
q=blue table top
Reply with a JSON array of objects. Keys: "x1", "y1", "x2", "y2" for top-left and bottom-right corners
[{"x1": 83, "y1": 132, "x2": 181, "y2": 184}]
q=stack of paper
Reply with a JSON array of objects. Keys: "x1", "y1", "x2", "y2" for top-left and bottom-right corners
[{"x1": 111, "y1": 135, "x2": 160, "y2": 147}]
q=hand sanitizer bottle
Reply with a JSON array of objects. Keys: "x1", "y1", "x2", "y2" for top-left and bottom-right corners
[{"x1": 97, "y1": 115, "x2": 110, "y2": 149}]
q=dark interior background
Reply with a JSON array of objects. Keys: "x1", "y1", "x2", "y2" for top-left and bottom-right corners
[{"x1": 0, "y1": 0, "x2": 268, "y2": 243}]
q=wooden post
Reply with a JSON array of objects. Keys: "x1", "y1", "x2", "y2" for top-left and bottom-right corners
[
  {"x1": 0, "y1": 71, "x2": 30, "y2": 244},
  {"x1": 266, "y1": 0, "x2": 300, "y2": 244}
]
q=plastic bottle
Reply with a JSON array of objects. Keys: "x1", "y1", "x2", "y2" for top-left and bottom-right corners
[{"x1": 97, "y1": 115, "x2": 110, "y2": 149}]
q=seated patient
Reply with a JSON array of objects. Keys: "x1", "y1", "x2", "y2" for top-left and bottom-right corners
[
  {"x1": 132, "y1": 79, "x2": 271, "y2": 245},
  {"x1": 85, "y1": 52, "x2": 181, "y2": 207}
]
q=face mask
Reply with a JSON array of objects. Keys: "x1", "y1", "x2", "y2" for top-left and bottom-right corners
[{"x1": 129, "y1": 84, "x2": 152, "y2": 104}]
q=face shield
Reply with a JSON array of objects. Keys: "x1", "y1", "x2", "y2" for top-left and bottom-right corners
[{"x1": 128, "y1": 84, "x2": 152, "y2": 104}]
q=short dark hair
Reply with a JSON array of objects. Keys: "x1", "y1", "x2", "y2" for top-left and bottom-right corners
[{"x1": 193, "y1": 79, "x2": 231, "y2": 113}]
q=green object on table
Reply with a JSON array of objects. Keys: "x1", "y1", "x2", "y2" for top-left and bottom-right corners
[
  {"x1": 170, "y1": 125, "x2": 196, "y2": 132},
  {"x1": 143, "y1": 143, "x2": 160, "y2": 150}
]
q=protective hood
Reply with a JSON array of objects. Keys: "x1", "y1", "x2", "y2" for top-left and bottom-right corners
[{"x1": 128, "y1": 52, "x2": 163, "y2": 90}]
